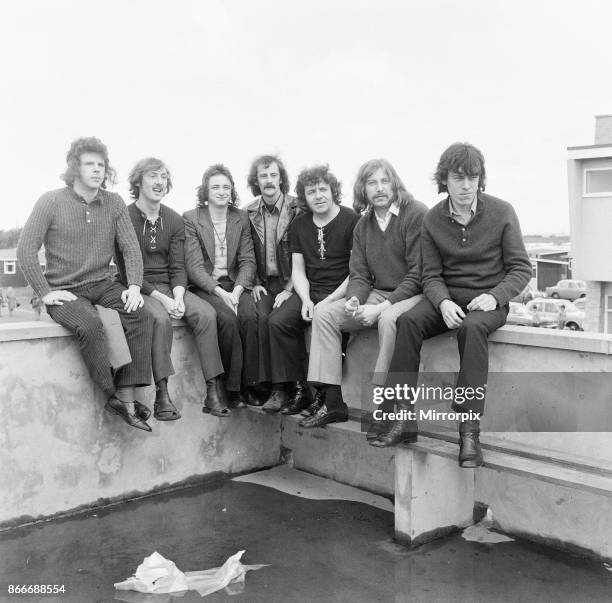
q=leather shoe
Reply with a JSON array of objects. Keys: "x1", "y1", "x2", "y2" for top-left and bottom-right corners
[
  {"x1": 203, "y1": 378, "x2": 231, "y2": 417},
  {"x1": 299, "y1": 403, "x2": 348, "y2": 428},
  {"x1": 134, "y1": 401, "x2": 151, "y2": 421},
  {"x1": 370, "y1": 420, "x2": 417, "y2": 447},
  {"x1": 228, "y1": 390, "x2": 248, "y2": 408},
  {"x1": 245, "y1": 388, "x2": 264, "y2": 406},
  {"x1": 262, "y1": 387, "x2": 290, "y2": 413},
  {"x1": 300, "y1": 389, "x2": 324, "y2": 417},
  {"x1": 365, "y1": 416, "x2": 389, "y2": 441},
  {"x1": 459, "y1": 420, "x2": 484, "y2": 467},
  {"x1": 105, "y1": 396, "x2": 152, "y2": 432},
  {"x1": 281, "y1": 381, "x2": 311, "y2": 415},
  {"x1": 154, "y1": 379, "x2": 181, "y2": 421}
]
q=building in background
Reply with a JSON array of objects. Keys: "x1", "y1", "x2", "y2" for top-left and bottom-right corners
[
  {"x1": 0, "y1": 248, "x2": 45, "y2": 288},
  {"x1": 567, "y1": 114, "x2": 612, "y2": 333}
]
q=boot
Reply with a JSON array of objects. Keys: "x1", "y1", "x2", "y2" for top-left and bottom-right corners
[
  {"x1": 154, "y1": 378, "x2": 181, "y2": 421},
  {"x1": 365, "y1": 414, "x2": 389, "y2": 441},
  {"x1": 281, "y1": 381, "x2": 311, "y2": 415},
  {"x1": 365, "y1": 398, "x2": 393, "y2": 441},
  {"x1": 370, "y1": 402, "x2": 417, "y2": 447},
  {"x1": 203, "y1": 377, "x2": 231, "y2": 417},
  {"x1": 459, "y1": 419, "x2": 484, "y2": 467},
  {"x1": 262, "y1": 383, "x2": 289, "y2": 413}
]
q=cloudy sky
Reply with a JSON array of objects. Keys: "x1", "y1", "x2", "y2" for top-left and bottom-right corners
[{"x1": 1, "y1": 0, "x2": 611, "y2": 234}]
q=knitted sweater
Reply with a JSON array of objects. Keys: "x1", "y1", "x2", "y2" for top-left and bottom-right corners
[
  {"x1": 115, "y1": 202, "x2": 188, "y2": 295},
  {"x1": 421, "y1": 192, "x2": 532, "y2": 309},
  {"x1": 346, "y1": 199, "x2": 428, "y2": 305},
  {"x1": 17, "y1": 186, "x2": 143, "y2": 297}
]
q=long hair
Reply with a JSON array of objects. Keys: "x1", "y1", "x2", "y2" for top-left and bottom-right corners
[
  {"x1": 128, "y1": 157, "x2": 173, "y2": 200},
  {"x1": 196, "y1": 164, "x2": 239, "y2": 207},
  {"x1": 247, "y1": 154, "x2": 290, "y2": 197},
  {"x1": 295, "y1": 165, "x2": 342, "y2": 212},
  {"x1": 352, "y1": 159, "x2": 415, "y2": 214},
  {"x1": 60, "y1": 136, "x2": 117, "y2": 188},
  {"x1": 434, "y1": 142, "x2": 486, "y2": 193}
]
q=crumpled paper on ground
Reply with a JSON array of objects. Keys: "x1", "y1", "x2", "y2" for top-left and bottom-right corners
[{"x1": 114, "y1": 550, "x2": 267, "y2": 597}]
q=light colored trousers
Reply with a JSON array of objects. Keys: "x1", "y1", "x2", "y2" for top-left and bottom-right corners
[{"x1": 307, "y1": 290, "x2": 423, "y2": 386}]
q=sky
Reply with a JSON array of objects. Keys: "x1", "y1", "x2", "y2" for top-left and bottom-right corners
[{"x1": 1, "y1": 0, "x2": 611, "y2": 235}]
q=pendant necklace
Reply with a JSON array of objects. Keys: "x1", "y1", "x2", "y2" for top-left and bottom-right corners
[{"x1": 212, "y1": 220, "x2": 227, "y2": 256}]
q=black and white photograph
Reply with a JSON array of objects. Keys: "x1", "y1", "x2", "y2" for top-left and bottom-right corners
[{"x1": 1, "y1": 1, "x2": 612, "y2": 601}]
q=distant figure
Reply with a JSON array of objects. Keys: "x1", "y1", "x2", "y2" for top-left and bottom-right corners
[
  {"x1": 0, "y1": 289, "x2": 4, "y2": 317},
  {"x1": 558, "y1": 304, "x2": 567, "y2": 330},
  {"x1": 6, "y1": 287, "x2": 17, "y2": 316},
  {"x1": 30, "y1": 295, "x2": 44, "y2": 320}
]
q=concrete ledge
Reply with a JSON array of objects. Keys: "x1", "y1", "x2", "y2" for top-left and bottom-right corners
[
  {"x1": 0, "y1": 317, "x2": 187, "y2": 343},
  {"x1": 489, "y1": 324, "x2": 612, "y2": 354},
  {"x1": 279, "y1": 415, "x2": 394, "y2": 497},
  {"x1": 394, "y1": 445, "x2": 474, "y2": 547},
  {"x1": 396, "y1": 436, "x2": 612, "y2": 560},
  {"x1": 0, "y1": 324, "x2": 281, "y2": 526},
  {"x1": 477, "y1": 469, "x2": 612, "y2": 562}
]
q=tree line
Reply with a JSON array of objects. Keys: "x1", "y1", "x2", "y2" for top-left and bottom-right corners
[{"x1": 0, "y1": 228, "x2": 22, "y2": 249}]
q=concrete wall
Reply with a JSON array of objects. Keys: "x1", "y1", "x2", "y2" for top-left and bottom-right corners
[
  {"x1": 342, "y1": 326, "x2": 612, "y2": 467},
  {"x1": 2, "y1": 319, "x2": 612, "y2": 527},
  {"x1": 0, "y1": 322, "x2": 281, "y2": 527}
]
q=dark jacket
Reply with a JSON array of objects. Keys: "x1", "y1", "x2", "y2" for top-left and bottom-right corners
[
  {"x1": 183, "y1": 205, "x2": 256, "y2": 293},
  {"x1": 244, "y1": 194, "x2": 300, "y2": 287}
]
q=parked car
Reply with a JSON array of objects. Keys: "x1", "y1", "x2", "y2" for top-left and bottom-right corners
[
  {"x1": 573, "y1": 298, "x2": 586, "y2": 312},
  {"x1": 507, "y1": 301, "x2": 557, "y2": 328},
  {"x1": 544, "y1": 279, "x2": 586, "y2": 301},
  {"x1": 512, "y1": 282, "x2": 544, "y2": 304},
  {"x1": 525, "y1": 298, "x2": 585, "y2": 331}
]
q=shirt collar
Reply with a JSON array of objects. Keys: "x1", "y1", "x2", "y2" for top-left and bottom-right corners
[
  {"x1": 260, "y1": 193, "x2": 284, "y2": 214},
  {"x1": 371, "y1": 201, "x2": 400, "y2": 218},
  {"x1": 135, "y1": 201, "x2": 164, "y2": 222},
  {"x1": 448, "y1": 194, "x2": 477, "y2": 218},
  {"x1": 69, "y1": 186, "x2": 105, "y2": 205},
  {"x1": 388, "y1": 201, "x2": 400, "y2": 216}
]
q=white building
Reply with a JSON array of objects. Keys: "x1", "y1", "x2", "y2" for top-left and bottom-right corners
[{"x1": 567, "y1": 115, "x2": 612, "y2": 332}]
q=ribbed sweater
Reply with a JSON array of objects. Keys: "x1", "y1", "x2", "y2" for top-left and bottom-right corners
[
  {"x1": 422, "y1": 193, "x2": 532, "y2": 309},
  {"x1": 17, "y1": 186, "x2": 143, "y2": 297},
  {"x1": 346, "y1": 199, "x2": 428, "y2": 305},
  {"x1": 115, "y1": 202, "x2": 188, "y2": 295}
]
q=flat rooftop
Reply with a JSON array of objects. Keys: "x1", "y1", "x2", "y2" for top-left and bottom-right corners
[{"x1": 1, "y1": 466, "x2": 611, "y2": 602}]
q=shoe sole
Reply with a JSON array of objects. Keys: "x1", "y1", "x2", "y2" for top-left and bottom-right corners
[
  {"x1": 300, "y1": 415, "x2": 349, "y2": 428},
  {"x1": 459, "y1": 459, "x2": 484, "y2": 468},
  {"x1": 202, "y1": 407, "x2": 231, "y2": 418},
  {"x1": 370, "y1": 434, "x2": 418, "y2": 448},
  {"x1": 154, "y1": 411, "x2": 181, "y2": 421},
  {"x1": 262, "y1": 407, "x2": 282, "y2": 414}
]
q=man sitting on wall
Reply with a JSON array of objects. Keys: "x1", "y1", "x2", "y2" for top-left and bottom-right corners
[
  {"x1": 379, "y1": 142, "x2": 532, "y2": 467},
  {"x1": 244, "y1": 154, "x2": 305, "y2": 410},
  {"x1": 17, "y1": 137, "x2": 154, "y2": 432},
  {"x1": 115, "y1": 157, "x2": 228, "y2": 419},
  {"x1": 307, "y1": 159, "x2": 427, "y2": 432}
]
